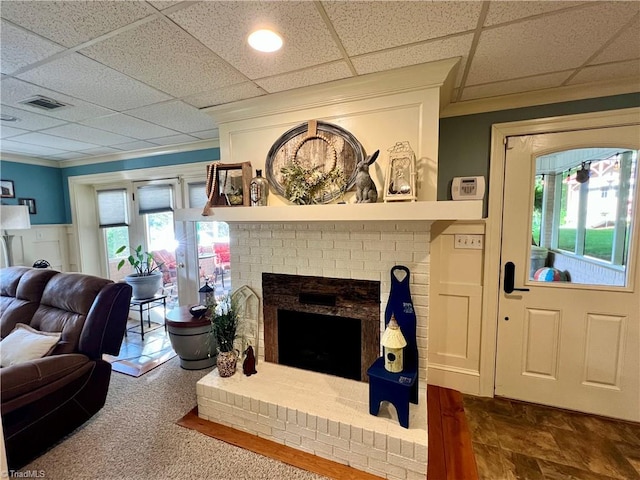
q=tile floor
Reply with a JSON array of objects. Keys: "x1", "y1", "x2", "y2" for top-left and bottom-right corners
[{"x1": 462, "y1": 394, "x2": 640, "y2": 480}]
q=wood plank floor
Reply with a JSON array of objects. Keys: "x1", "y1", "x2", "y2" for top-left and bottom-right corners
[{"x1": 178, "y1": 384, "x2": 477, "y2": 480}]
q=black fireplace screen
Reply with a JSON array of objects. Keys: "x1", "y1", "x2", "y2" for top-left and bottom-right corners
[{"x1": 278, "y1": 309, "x2": 362, "y2": 381}]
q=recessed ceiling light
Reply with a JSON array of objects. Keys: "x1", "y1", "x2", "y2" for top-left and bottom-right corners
[
  {"x1": 248, "y1": 29, "x2": 283, "y2": 53},
  {"x1": 0, "y1": 114, "x2": 19, "y2": 122}
]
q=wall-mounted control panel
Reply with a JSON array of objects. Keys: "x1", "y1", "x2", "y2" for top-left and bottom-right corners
[
  {"x1": 454, "y1": 234, "x2": 484, "y2": 250},
  {"x1": 451, "y1": 176, "x2": 485, "y2": 201}
]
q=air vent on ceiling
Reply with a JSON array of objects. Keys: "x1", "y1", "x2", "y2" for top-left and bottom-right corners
[{"x1": 19, "y1": 95, "x2": 69, "y2": 110}]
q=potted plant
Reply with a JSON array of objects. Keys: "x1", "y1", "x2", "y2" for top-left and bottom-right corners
[
  {"x1": 211, "y1": 295, "x2": 240, "y2": 377},
  {"x1": 116, "y1": 245, "x2": 163, "y2": 300}
]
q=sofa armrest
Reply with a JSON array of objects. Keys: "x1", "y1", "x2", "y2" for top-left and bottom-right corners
[{"x1": 1, "y1": 354, "x2": 91, "y2": 405}]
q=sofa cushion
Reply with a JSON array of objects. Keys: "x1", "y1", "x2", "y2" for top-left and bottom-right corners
[
  {"x1": 0, "y1": 354, "x2": 91, "y2": 404},
  {"x1": 0, "y1": 324, "x2": 61, "y2": 367}
]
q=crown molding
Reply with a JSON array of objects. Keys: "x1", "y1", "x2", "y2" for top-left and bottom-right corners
[
  {"x1": 0, "y1": 152, "x2": 59, "y2": 168},
  {"x1": 203, "y1": 58, "x2": 460, "y2": 124},
  {"x1": 58, "y1": 138, "x2": 219, "y2": 168},
  {"x1": 441, "y1": 77, "x2": 640, "y2": 118}
]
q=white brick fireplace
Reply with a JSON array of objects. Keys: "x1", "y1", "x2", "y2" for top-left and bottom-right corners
[{"x1": 188, "y1": 60, "x2": 483, "y2": 479}]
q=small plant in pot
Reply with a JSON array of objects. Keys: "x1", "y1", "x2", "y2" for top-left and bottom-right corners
[
  {"x1": 116, "y1": 245, "x2": 163, "y2": 300},
  {"x1": 211, "y1": 295, "x2": 240, "y2": 377}
]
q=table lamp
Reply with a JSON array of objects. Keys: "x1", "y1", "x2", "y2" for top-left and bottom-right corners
[{"x1": 1, "y1": 205, "x2": 31, "y2": 266}]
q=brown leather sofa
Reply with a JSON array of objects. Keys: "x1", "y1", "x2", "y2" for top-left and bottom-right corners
[{"x1": 0, "y1": 266, "x2": 132, "y2": 469}]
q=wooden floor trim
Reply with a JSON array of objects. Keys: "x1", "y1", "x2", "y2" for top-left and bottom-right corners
[
  {"x1": 177, "y1": 408, "x2": 384, "y2": 480},
  {"x1": 427, "y1": 385, "x2": 478, "y2": 480},
  {"x1": 179, "y1": 385, "x2": 477, "y2": 480}
]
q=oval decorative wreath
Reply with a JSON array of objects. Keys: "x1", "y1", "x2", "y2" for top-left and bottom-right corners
[
  {"x1": 280, "y1": 126, "x2": 344, "y2": 205},
  {"x1": 265, "y1": 120, "x2": 365, "y2": 205}
]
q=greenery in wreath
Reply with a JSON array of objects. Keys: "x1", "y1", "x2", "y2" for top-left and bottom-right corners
[{"x1": 280, "y1": 163, "x2": 345, "y2": 205}]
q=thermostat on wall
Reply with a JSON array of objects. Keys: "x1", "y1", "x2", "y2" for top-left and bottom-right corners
[{"x1": 451, "y1": 176, "x2": 485, "y2": 200}]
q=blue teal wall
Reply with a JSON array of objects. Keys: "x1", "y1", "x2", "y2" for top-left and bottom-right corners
[
  {"x1": 438, "y1": 92, "x2": 640, "y2": 215},
  {"x1": 2, "y1": 147, "x2": 220, "y2": 225},
  {"x1": 0, "y1": 161, "x2": 66, "y2": 225}
]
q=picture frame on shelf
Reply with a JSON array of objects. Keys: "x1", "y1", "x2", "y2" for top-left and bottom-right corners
[
  {"x1": 207, "y1": 162, "x2": 252, "y2": 207},
  {"x1": 18, "y1": 198, "x2": 37, "y2": 214},
  {"x1": 1, "y1": 179, "x2": 15, "y2": 198}
]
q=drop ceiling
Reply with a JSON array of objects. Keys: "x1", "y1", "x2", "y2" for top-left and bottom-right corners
[{"x1": 1, "y1": 1, "x2": 638, "y2": 164}]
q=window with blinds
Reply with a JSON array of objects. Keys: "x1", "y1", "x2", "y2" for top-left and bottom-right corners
[
  {"x1": 97, "y1": 189, "x2": 128, "y2": 228},
  {"x1": 188, "y1": 181, "x2": 207, "y2": 208},
  {"x1": 137, "y1": 184, "x2": 174, "y2": 214}
]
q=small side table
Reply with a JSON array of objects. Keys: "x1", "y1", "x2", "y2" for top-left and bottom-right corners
[{"x1": 128, "y1": 295, "x2": 167, "y2": 340}]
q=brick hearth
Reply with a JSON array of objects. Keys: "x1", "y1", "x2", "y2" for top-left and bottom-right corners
[{"x1": 197, "y1": 363, "x2": 427, "y2": 479}]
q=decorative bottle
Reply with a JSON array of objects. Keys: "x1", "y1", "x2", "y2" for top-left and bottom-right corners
[{"x1": 250, "y1": 169, "x2": 269, "y2": 206}]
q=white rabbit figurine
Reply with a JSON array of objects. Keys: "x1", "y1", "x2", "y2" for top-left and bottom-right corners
[{"x1": 355, "y1": 150, "x2": 380, "y2": 203}]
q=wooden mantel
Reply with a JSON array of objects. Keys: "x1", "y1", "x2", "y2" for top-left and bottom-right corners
[{"x1": 175, "y1": 200, "x2": 482, "y2": 223}]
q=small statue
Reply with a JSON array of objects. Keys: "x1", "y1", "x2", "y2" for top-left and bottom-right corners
[
  {"x1": 242, "y1": 345, "x2": 257, "y2": 376},
  {"x1": 355, "y1": 150, "x2": 380, "y2": 203}
]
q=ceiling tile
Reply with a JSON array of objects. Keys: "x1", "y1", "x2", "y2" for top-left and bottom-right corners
[
  {"x1": 112, "y1": 140, "x2": 159, "y2": 151},
  {"x1": 77, "y1": 146, "x2": 124, "y2": 156},
  {"x1": 484, "y1": 1, "x2": 586, "y2": 27},
  {"x1": 81, "y1": 19, "x2": 249, "y2": 98},
  {"x1": 568, "y1": 59, "x2": 640, "y2": 85},
  {"x1": 190, "y1": 129, "x2": 220, "y2": 140},
  {"x1": 0, "y1": 125, "x2": 29, "y2": 138},
  {"x1": 0, "y1": 138, "x2": 69, "y2": 156},
  {"x1": 467, "y1": 3, "x2": 640, "y2": 85},
  {"x1": 592, "y1": 16, "x2": 640, "y2": 64},
  {"x1": 0, "y1": 105, "x2": 67, "y2": 130},
  {"x1": 47, "y1": 152, "x2": 88, "y2": 160},
  {"x1": 16, "y1": 53, "x2": 172, "y2": 111},
  {"x1": 323, "y1": 1, "x2": 481, "y2": 56},
  {"x1": 147, "y1": 133, "x2": 199, "y2": 146},
  {"x1": 80, "y1": 114, "x2": 179, "y2": 140},
  {"x1": 1, "y1": 77, "x2": 115, "y2": 122},
  {"x1": 41, "y1": 124, "x2": 136, "y2": 147},
  {"x1": 168, "y1": 1, "x2": 342, "y2": 79},
  {"x1": 256, "y1": 62, "x2": 352, "y2": 93},
  {"x1": 9, "y1": 132, "x2": 101, "y2": 151},
  {"x1": 147, "y1": 1, "x2": 182, "y2": 10},
  {"x1": 124, "y1": 100, "x2": 218, "y2": 133},
  {"x1": 183, "y1": 82, "x2": 265, "y2": 109},
  {"x1": 460, "y1": 71, "x2": 572, "y2": 101},
  {"x1": 0, "y1": 20, "x2": 65, "y2": 75},
  {"x1": 0, "y1": 1, "x2": 154, "y2": 48},
  {"x1": 351, "y1": 34, "x2": 473, "y2": 87}
]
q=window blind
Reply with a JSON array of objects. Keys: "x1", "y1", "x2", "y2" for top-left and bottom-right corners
[
  {"x1": 137, "y1": 184, "x2": 174, "y2": 214},
  {"x1": 188, "y1": 182, "x2": 207, "y2": 208},
  {"x1": 97, "y1": 189, "x2": 128, "y2": 227}
]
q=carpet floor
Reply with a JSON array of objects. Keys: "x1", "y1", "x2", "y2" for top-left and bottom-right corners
[{"x1": 24, "y1": 357, "x2": 328, "y2": 480}]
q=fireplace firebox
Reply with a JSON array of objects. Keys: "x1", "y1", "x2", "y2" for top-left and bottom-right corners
[{"x1": 263, "y1": 273, "x2": 380, "y2": 382}]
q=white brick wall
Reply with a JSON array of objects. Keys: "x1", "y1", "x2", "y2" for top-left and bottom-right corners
[{"x1": 229, "y1": 221, "x2": 431, "y2": 380}]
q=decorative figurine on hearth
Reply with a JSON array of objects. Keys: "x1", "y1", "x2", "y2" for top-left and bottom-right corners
[
  {"x1": 355, "y1": 150, "x2": 380, "y2": 203},
  {"x1": 381, "y1": 315, "x2": 407, "y2": 372},
  {"x1": 243, "y1": 345, "x2": 257, "y2": 376}
]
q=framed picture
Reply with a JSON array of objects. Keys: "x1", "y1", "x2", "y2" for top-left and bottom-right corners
[
  {"x1": 208, "y1": 162, "x2": 252, "y2": 207},
  {"x1": 18, "y1": 198, "x2": 37, "y2": 214},
  {"x1": 1, "y1": 179, "x2": 15, "y2": 198}
]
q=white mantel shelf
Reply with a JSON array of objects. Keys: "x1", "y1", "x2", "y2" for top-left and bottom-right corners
[{"x1": 175, "y1": 200, "x2": 483, "y2": 223}]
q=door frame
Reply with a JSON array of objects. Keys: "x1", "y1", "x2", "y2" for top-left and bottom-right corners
[{"x1": 480, "y1": 107, "x2": 640, "y2": 397}]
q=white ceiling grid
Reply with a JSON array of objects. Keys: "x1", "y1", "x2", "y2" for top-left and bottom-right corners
[{"x1": 0, "y1": 0, "x2": 637, "y2": 163}]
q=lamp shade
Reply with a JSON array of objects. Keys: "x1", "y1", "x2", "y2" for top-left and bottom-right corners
[{"x1": 1, "y1": 205, "x2": 31, "y2": 230}]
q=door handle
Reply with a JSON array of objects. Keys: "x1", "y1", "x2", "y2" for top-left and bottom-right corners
[{"x1": 504, "y1": 261, "x2": 530, "y2": 294}]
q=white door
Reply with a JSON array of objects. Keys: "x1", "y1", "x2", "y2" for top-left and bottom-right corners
[{"x1": 495, "y1": 125, "x2": 640, "y2": 421}]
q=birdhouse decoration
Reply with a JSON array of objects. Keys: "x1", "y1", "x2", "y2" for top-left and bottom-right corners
[
  {"x1": 198, "y1": 279, "x2": 215, "y2": 308},
  {"x1": 381, "y1": 315, "x2": 407, "y2": 372}
]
